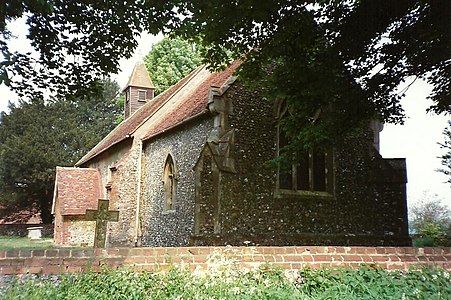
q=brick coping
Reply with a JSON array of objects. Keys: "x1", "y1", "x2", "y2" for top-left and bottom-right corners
[{"x1": 1, "y1": 246, "x2": 450, "y2": 275}]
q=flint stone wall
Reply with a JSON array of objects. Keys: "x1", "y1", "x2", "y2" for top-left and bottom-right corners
[
  {"x1": 65, "y1": 218, "x2": 95, "y2": 247},
  {"x1": 191, "y1": 82, "x2": 409, "y2": 246},
  {"x1": 83, "y1": 139, "x2": 138, "y2": 247},
  {"x1": 141, "y1": 116, "x2": 213, "y2": 246}
]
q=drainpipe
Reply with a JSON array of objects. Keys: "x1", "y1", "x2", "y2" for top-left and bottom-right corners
[{"x1": 135, "y1": 140, "x2": 143, "y2": 247}]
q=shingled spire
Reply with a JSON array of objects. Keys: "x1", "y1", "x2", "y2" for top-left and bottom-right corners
[{"x1": 123, "y1": 61, "x2": 155, "y2": 119}]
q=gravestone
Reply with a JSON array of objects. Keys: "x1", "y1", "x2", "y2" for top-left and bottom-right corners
[
  {"x1": 85, "y1": 199, "x2": 119, "y2": 248},
  {"x1": 27, "y1": 226, "x2": 43, "y2": 240}
]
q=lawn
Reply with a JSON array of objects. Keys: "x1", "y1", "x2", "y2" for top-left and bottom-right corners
[
  {"x1": 0, "y1": 236, "x2": 54, "y2": 250},
  {"x1": 1, "y1": 265, "x2": 450, "y2": 299}
]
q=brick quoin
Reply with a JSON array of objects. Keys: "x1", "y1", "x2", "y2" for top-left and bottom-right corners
[{"x1": 0, "y1": 247, "x2": 450, "y2": 275}]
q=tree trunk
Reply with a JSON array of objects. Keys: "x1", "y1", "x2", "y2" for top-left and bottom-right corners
[{"x1": 39, "y1": 189, "x2": 53, "y2": 224}]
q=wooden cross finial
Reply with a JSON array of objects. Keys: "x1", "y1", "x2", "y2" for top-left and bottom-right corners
[{"x1": 85, "y1": 199, "x2": 119, "y2": 248}]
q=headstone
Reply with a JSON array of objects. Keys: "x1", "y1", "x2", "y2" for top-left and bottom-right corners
[
  {"x1": 27, "y1": 226, "x2": 43, "y2": 240},
  {"x1": 85, "y1": 199, "x2": 119, "y2": 248}
]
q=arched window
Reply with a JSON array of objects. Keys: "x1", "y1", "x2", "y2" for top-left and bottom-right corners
[
  {"x1": 277, "y1": 101, "x2": 333, "y2": 193},
  {"x1": 163, "y1": 154, "x2": 176, "y2": 211}
]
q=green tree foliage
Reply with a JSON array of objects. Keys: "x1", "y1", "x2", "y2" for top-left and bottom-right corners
[
  {"x1": 409, "y1": 194, "x2": 451, "y2": 246},
  {"x1": 0, "y1": 79, "x2": 122, "y2": 223},
  {"x1": 438, "y1": 121, "x2": 451, "y2": 184},
  {"x1": 1, "y1": 1, "x2": 450, "y2": 149},
  {"x1": 0, "y1": 1, "x2": 175, "y2": 100},
  {"x1": 144, "y1": 37, "x2": 203, "y2": 95},
  {"x1": 175, "y1": 0, "x2": 450, "y2": 150},
  {"x1": 70, "y1": 79, "x2": 123, "y2": 141}
]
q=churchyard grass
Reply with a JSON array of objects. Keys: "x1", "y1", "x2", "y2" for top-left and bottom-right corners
[
  {"x1": 0, "y1": 236, "x2": 54, "y2": 250},
  {"x1": 2, "y1": 265, "x2": 450, "y2": 299}
]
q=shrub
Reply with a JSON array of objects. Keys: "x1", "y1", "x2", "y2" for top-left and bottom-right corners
[
  {"x1": 409, "y1": 194, "x2": 451, "y2": 246},
  {"x1": 2, "y1": 266, "x2": 450, "y2": 300}
]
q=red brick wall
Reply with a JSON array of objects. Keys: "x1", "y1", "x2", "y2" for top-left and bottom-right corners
[{"x1": 1, "y1": 246, "x2": 449, "y2": 275}]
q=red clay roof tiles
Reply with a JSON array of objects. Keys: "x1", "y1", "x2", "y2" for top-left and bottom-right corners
[
  {"x1": 143, "y1": 60, "x2": 240, "y2": 140},
  {"x1": 75, "y1": 66, "x2": 201, "y2": 166},
  {"x1": 76, "y1": 61, "x2": 240, "y2": 166},
  {"x1": 52, "y1": 167, "x2": 102, "y2": 215}
]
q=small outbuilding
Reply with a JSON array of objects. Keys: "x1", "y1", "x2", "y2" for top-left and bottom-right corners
[{"x1": 52, "y1": 167, "x2": 103, "y2": 246}]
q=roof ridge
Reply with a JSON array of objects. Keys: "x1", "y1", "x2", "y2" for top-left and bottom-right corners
[
  {"x1": 75, "y1": 65, "x2": 206, "y2": 167},
  {"x1": 142, "y1": 70, "x2": 238, "y2": 142},
  {"x1": 140, "y1": 60, "x2": 241, "y2": 142},
  {"x1": 129, "y1": 65, "x2": 206, "y2": 136}
]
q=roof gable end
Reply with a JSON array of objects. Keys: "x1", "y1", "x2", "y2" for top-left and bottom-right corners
[{"x1": 52, "y1": 167, "x2": 102, "y2": 215}]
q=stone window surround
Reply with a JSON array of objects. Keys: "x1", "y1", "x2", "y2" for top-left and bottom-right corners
[{"x1": 162, "y1": 153, "x2": 177, "y2": 213}]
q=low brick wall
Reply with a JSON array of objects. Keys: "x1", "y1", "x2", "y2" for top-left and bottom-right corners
[{"x1": 0, "y1": 246, "x2": 449, "y2": 275}]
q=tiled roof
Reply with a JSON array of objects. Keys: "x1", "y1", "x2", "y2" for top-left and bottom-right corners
[
  {"x1": 76, "y1": 61, "x2": 240, "y2": 166},
  {"x1": 123, "y1": 61, "x2": 154, "y2": 90},
  {"x1": 143, "y1": 60, "x2": 240, "y2": 140},
  {"x1": 52, "y1": 167, "x2": 102, "y2": 215}
]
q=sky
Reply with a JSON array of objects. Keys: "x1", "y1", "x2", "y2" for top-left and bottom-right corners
[
  {"x1": 0, "y1": 19, "x2": 450, "y2": 208},
  {"x1": 379, "y1": 82, "x2": 450, "y2": 207}
]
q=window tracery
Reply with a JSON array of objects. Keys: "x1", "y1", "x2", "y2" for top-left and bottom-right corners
[{"x1": 276, "y1": 100, "x2": 333, "y2": 194}]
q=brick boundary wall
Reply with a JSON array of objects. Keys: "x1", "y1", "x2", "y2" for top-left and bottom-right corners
[{"x1": 1, "y1": 246, "x2": 450, "y2": 275}]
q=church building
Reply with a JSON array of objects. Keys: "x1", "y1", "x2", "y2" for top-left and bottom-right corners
[{"x1": 52, "y1": 60, "x2": 410, "y2": 247}]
